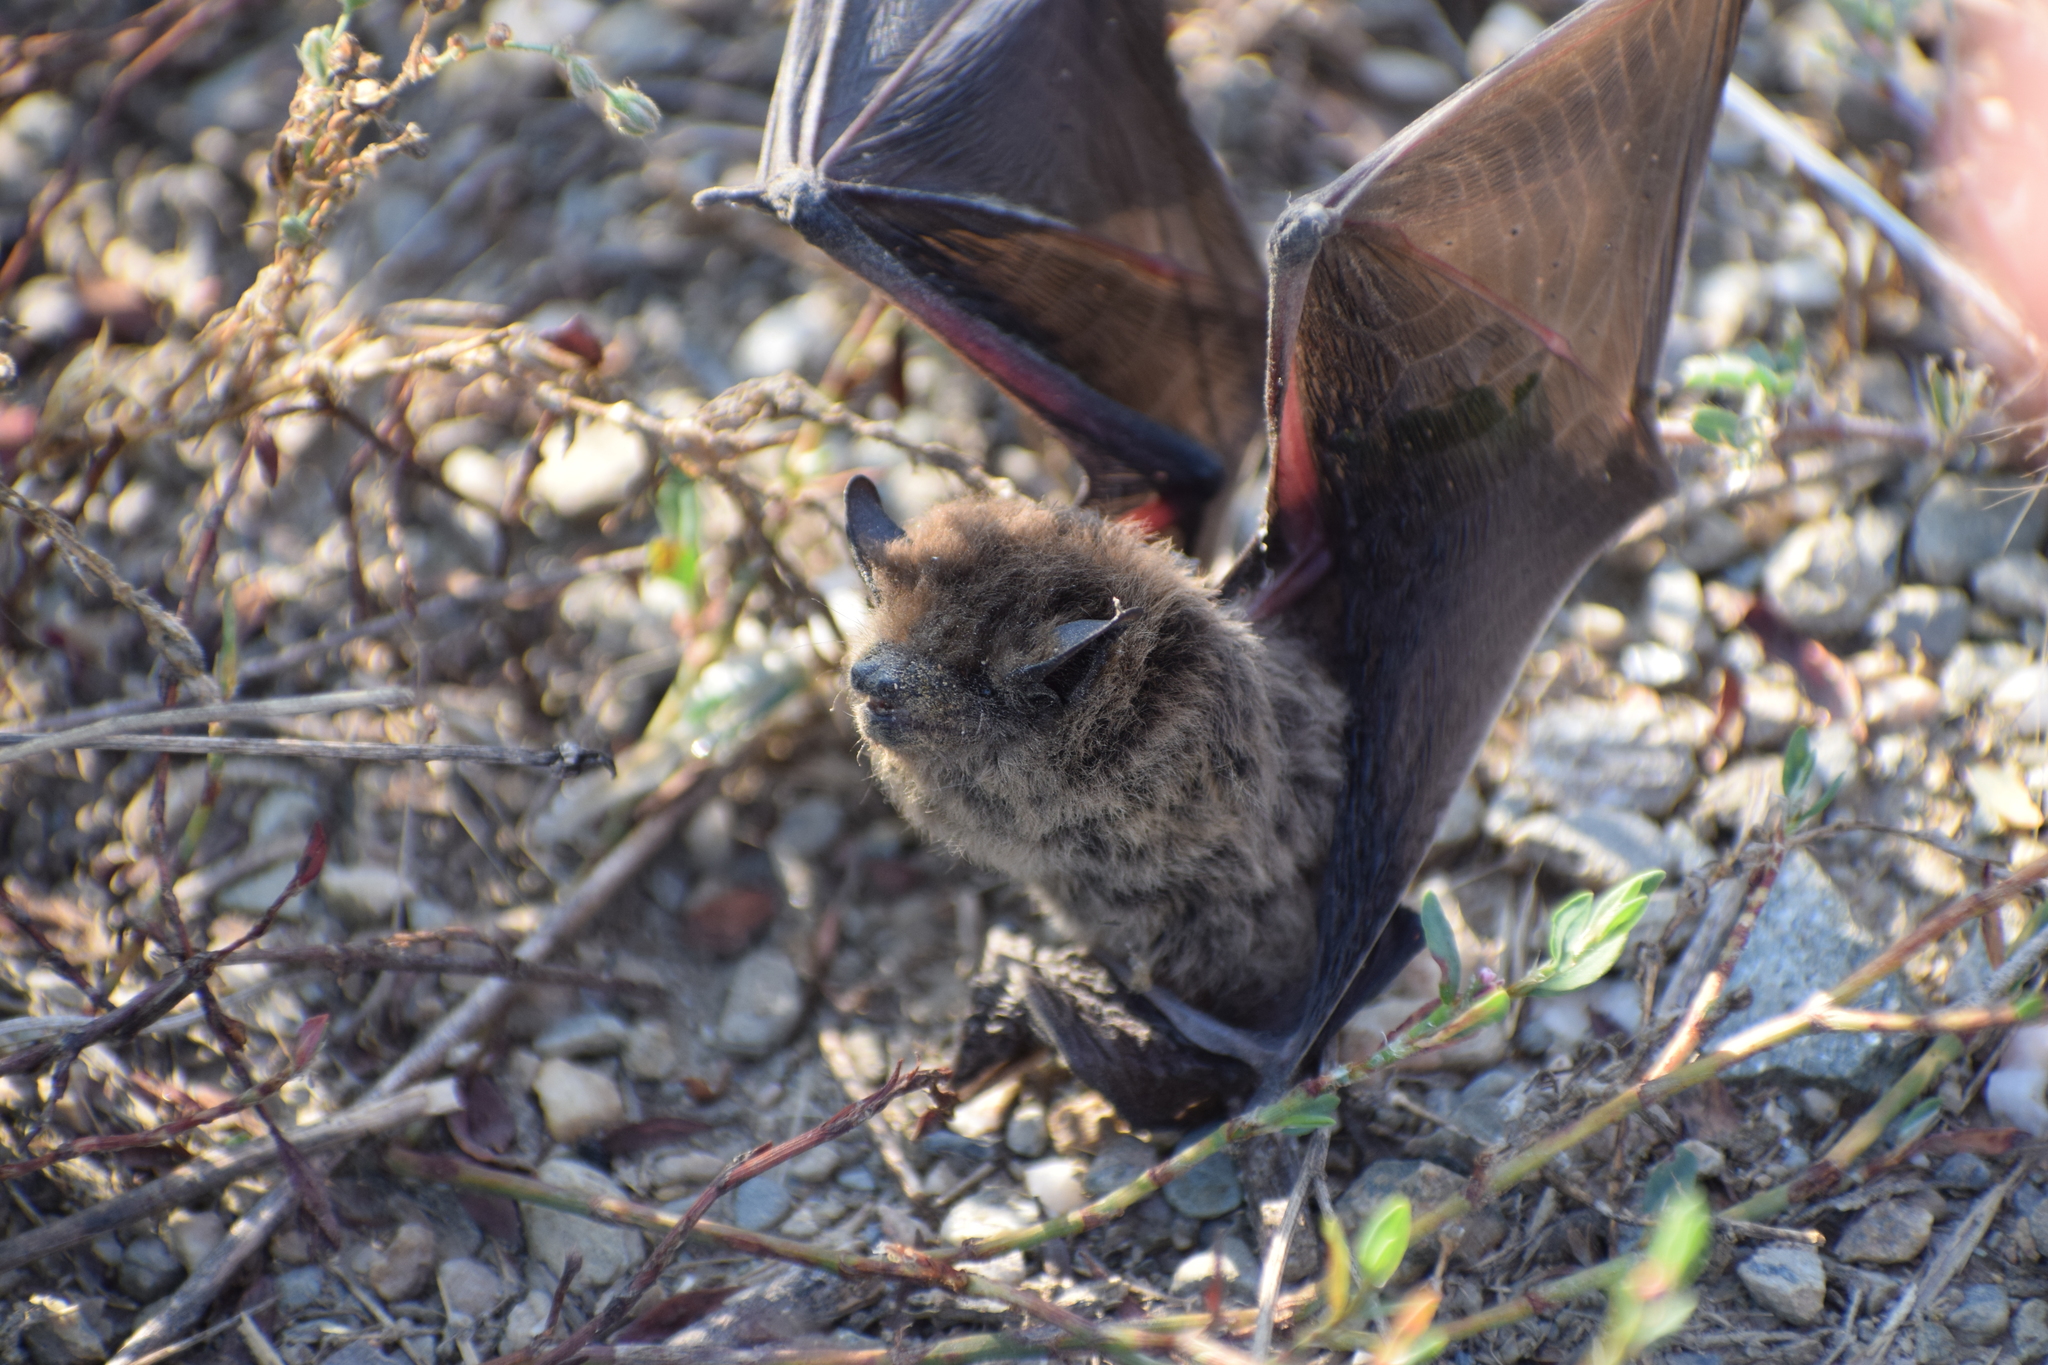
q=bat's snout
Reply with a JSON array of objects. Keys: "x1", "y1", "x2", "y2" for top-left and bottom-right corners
[{"x1": 847, "y1": 645, "x2": 920, "y2": 747}]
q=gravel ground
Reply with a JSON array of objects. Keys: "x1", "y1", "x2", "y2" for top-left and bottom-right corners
[{"x1": 3, "y1": 0, "x2": 2048, "y2": 1362}]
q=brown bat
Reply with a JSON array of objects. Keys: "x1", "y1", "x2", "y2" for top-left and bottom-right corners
[{"x1": 702, "y1": 0, "x2": 1747, "y2": 1122}]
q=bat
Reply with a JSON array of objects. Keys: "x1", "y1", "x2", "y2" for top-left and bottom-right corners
[{"x1": 700, "y1": 0, "x2": 1747, "y2": 1122}]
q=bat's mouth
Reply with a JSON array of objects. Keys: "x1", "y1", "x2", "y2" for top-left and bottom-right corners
[{"x1": 855, "y1": 695, "x2": 910, "y2": 748}]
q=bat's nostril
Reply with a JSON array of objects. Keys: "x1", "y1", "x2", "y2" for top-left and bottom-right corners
[{"x1": 849, "y1": 652, "x2": 899, "y2": 699}]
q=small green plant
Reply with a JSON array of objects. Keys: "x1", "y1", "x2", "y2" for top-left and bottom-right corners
[
  {"x1": 1523, "y1": 870, "x2": 1665, "y2": 996},
  {"x1": 1680, "y1": 339, "x2": 1804, "y2": 464},
  {"x1": 1782, "y1": 725, "x2": 1844, "y2": 830},
  {"x1": 1584, "y1": 1185, "x2": 1711, "y2": 1365}
]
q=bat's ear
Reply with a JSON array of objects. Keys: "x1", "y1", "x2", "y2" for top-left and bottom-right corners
[
  {"x1": 1012, "y1": 602, "x2": 1138, "y2": 708},
  {"x1": 844, "y1": 475, "x2": 906, "y2": 592}
]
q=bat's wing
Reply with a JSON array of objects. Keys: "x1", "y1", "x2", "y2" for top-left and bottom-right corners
[
  {"x1": 1217, "y1": 0, "x2": 1747, "y2": 1096},
  {"x1": 697, "y1": 0, "x2": 1266, "y2": 549}
]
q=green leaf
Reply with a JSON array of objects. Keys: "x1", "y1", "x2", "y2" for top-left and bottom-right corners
[
  {"x1": 1644, "y1": 1187, "x2": 1710, "y2": 1283},
  {"x1": 653, "y1": 474, "x2": 702, "y2": 596},
  {"x1": 1420, "y1": 891, "x2": 1460, "y2": 1005},
  {"x1": 1632, "y1": 1289, "x2": 1700, "y2": 1348},
  {"x1": 1690, "y1": 407, "x2": 1742, "y2": 446},
  {"x1": 1888, "y1": 1097, "x2": 1943, "y2": 1151},
  {"x1": 1638, "y1": 1146, "x2": 1698, "y2": 1217},
  {"x1": 1269, "y1": 1091, "x2": 1341, "y2": 1134},
  {"x1": 1528, "y1": 872, "x2": 1664, "y2": 996},
  {"x1": 1793, "y1": 772, "x2": 1846, "y2": 829},
  {"x1": 1782, "y1": 726, "x2": 1815, "y2": 797},
  {"x1": 1355, "y1": 1194, "x2": 1411, "y2": 1291},
  {"x1": 1320, "y1": 1209, "x2": 1354, "y2": 1327}
]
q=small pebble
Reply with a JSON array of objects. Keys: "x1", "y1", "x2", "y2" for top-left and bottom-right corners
[
  {"x1": 730, "y1": 1175, "x2": 792, "y2": 1232},
  {"x1": 1084, "y1": 1136, "x2": 1158, "y2": 1198},
  {"x1": 1974, "y1": 553, "x2": 2048, "y2": 622},
  {"x1": 319, "y1": 864, "x2": 412, "y2": 925},
  {"x1": 534, "y1": 1012, "x2": 631, "y2": 1059},
  {"x1": 1869, "y1": 585, "x2": 1970, "y2": 659},
  {"x1": 1023, "y1": 1157, "x2": 1088, "y2": 1218},
  {"x1": 835, "y1": 1165, "x2": 877, "y2": 1193},
  {"x1": 786, "y1": 1141, "x2": 845, "y2": 1182},
  {"x1": 1836, "y1": 1199, "x2": 1936, "y2": 1264},
  {"x1": 164, "y1": 1209, "x2": 225, "y2": 1272},
  {"x1": 523, "y1": 1159, "x2": 647, "y2": 1289},
  {"x1": 1915, "y1": 1319, "x2": 1957, "y2": 1364},
  {"x1": 275, "y1": 1265, "x2": 329, "y2": 1314},
  {"x1": 118, "y1": 1234, "x2": 183, "y2": 1301},
  {"x1": 363, "y1": 1222, "x2": 436, "y2": 1303},
  {"x1": 1948, "y1": 1284, "x2": 2012, "y2": 1344},
  {"x1": 1764, "y1": 508, "x2": 1903, "y2": 637},
  {"x1": 1909, "y1": 473, "x2": 2047, "y2": 587},
  {"x1": 2012, "y1": 1298, "x2": 2048, "y2": 1362},
  {"x1": 1935, "y1": 1152, "x2": 1995, "y2": 1191},
  {"x1": 716, "y1": 947, "x2": 806, "y2": 1057},
  {"x1": 623, "y1": 1019, "x2": 680, "y2": 1080},
  {"x1": 1162, "y1": 1130, "x2": 1244, "y2": 1221},
  {"x1": 1168, "y1": 1236, "x2": 1258, "y2": 1302},
  {"x1": 21, "y1": 1294, "x2": 105, "y2": 1365},
  {"x1": 1799, "y1": 1087, "x2": 1840, "y2": 1124},
  {"x1": 1006, "y1": 1095, "x2": 1049, "y2": 1159},
  {"x1": 500, "y1": 1290, "x2": 556, "y2": 1354},
  {"x1": 769, "y1": 795, "x2": 843, "y2": 859},
  {"x1": 1736, "y1": 1245, "x2": 1827, "y2": 1325},
  {"x1": 437, "y1": 1257, "x2": 502, "y2": 1318},
  {"x1": 531, "y1": 1057, "x2": 624, "y2": 1142},
  {"x1": 940, "y1": 1190, "x2": 1038, "y2": 1244}
]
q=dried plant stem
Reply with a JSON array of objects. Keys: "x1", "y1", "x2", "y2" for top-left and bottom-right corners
[
  {"x1": 1644, "y1": 844, "x2": 1784, "y2": 1079},
  {"x1": 0, "y1": 687, "x2": 411, "y2": 765},
  {"x1": 1629, "y1": 418, "x2": 1931, "y2": 544},
  {"x1": 43, "y1": 733, "x2": 615, "y2": 771},
  {"x1": 0, "y1": 482, "x2": 219, "y2": 700},
  {"x1": 0, "y1": 1078, "x2": 460, "y2": 1273},
  {"x1": 108, "y1": 782, "x2": 710, "y2": 1365},
  {"x1": 1722, "y1": 78, "x2": 2044, "y2": 370}
]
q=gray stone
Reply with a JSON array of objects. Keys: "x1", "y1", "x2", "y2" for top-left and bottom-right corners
[
  {"x1": 1520, "y1": 700, "x2": 1698, "y2": 816},
  {"x1": 1508, "y1": 806, "x2": 1673, "y2": 886},
  {"x1": 1915, "y1": 1319, "x2": 1957, "y2": 1364},
  {"x1": 623, "y1": 1019, "x2": 680, "y2": 1080},
  {"x1": 118, "y1": 1234, "x2": 182, "y2": 1301},
  {"x1": 1869, "y1": 585, "x2": 1971, "y2": 659},
  {"x1": 1764, "y1": 507, "x2": 1904, "y2": 637},
  {"x1": 276, "y1": 1265, "x2": 329, "y2": 1314},
  {"x1": 1736, "y1": 1244, "x2": 1827, "y2": 1325},
  {"x1": 1942, "y1": 641, "x2": 2036, "y2": 711},
  {"x1": 1948, "y1": 1284, "x2": 2012, "y2": 1344},
  {"x1": 940, "y1": 1190, "x2": 1039, "y2": 1245},
  {"x1": 534, "y1": 1011, "x2": 632, "y2": 1059},
  {"x1": 716, "y1": 947, "x2": 806, "y2": 1058},
  {"x1": 164, "y1": 1208, "x2": 225, "y2": 1271},
  {"x1": 1644, "y1": 565, "x2": 1706, "y2": 649},
  {"x1": 1005, "y1": 1097, "x2": 1049, "y2": 1159},
  {"x1": 1975, "y1": 553, "x2": 2048, "y2": 622},
  {"x1": 437, "y1": 1257, "x2": 502, "y2": 1318},
  {"x1": 531, "y1": 1057, "x2": 624, "y2": 1142},
  {"x1": 2013, "y1": 1299, "x2": 2048, "y2": 1361},
  {"x1": 1450, "y1": 1067, "x2": 1527, "y2": 1144},
  {"x1": 500, "y1": 1291, "x2": 555, "y2": 1354},
  {"x1": 1935, "y1": 1152, "x2": 1994, "y2": 1191},
  {"x1": 731, "y1": 1174, "x2": 792, "y2": 1232},
  {"x1": 1169, "y1": 1236, "x2": 1258, "y2": 1302},
  {"x1": 1162, "y1": 1131, "x2": 1243, "y2": 1221},
  {"x1": 770, "y1": 796, "x2": 844, "y2": 859},
  {"x1": 22, "y1": 1296, "x2": 105, "y2": 1365},
  {"x1": 1084, "y1": 1136, "x2": 1159, "y2": 1198},
  {"x1": 1910, "y1": 474, "x2": 2048, "y2": 587},
  {"x1": 523, "y1": 1158, "x2": 647, "y2": 1289},
  {"x1": 1836, "y1": 1199, "x2": 1935, "y2": 1264},
  {"x1": 217, "y1": 860, "x2": 302, "y2": 914},
  {"x1": 2030, "y1": 1195, "x2": 2048, "y2": 1256},
  {"x1": 319, "y1": 863, "x2": 412, "y2": 925},
  {"x1": 250, "y1": 785, "x2": 322, "y2": 843},
  {"x1": 1619, "y1": 642, "x2": 1696, "y2": 688},
  {"x1": 364, "y1": 1221, "x2": 436, "y2": 1302},
  {"x1": 1708, "y1": 850, "x2": 1912, "y2": 1086}
]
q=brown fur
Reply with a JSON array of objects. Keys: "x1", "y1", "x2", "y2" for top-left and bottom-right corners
[{"x1": 845, "y1": 496, "x2": 1346, "y2": 1028}]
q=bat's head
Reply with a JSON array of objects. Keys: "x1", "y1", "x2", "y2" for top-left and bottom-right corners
[{"x1": 837, "y1": 475, "x2": 1231, "y2": 806}]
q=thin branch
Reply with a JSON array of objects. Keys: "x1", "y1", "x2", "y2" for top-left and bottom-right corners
[
  {"x1": 38, "y1": 733, "x2": 616, "y2": 773},
  {"x1": 0, "y1": 687, "x2": 412, "y2": 765},
  {"x1": 1644, "y1": 843, "x2": 1784, "y2": 1079},
  {"x1": 1722, "y1": 77, "x2": 2045, "y2": 370},
  {"x1": 0, "y1": 482, "x2": 219, "y2": 700}
]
